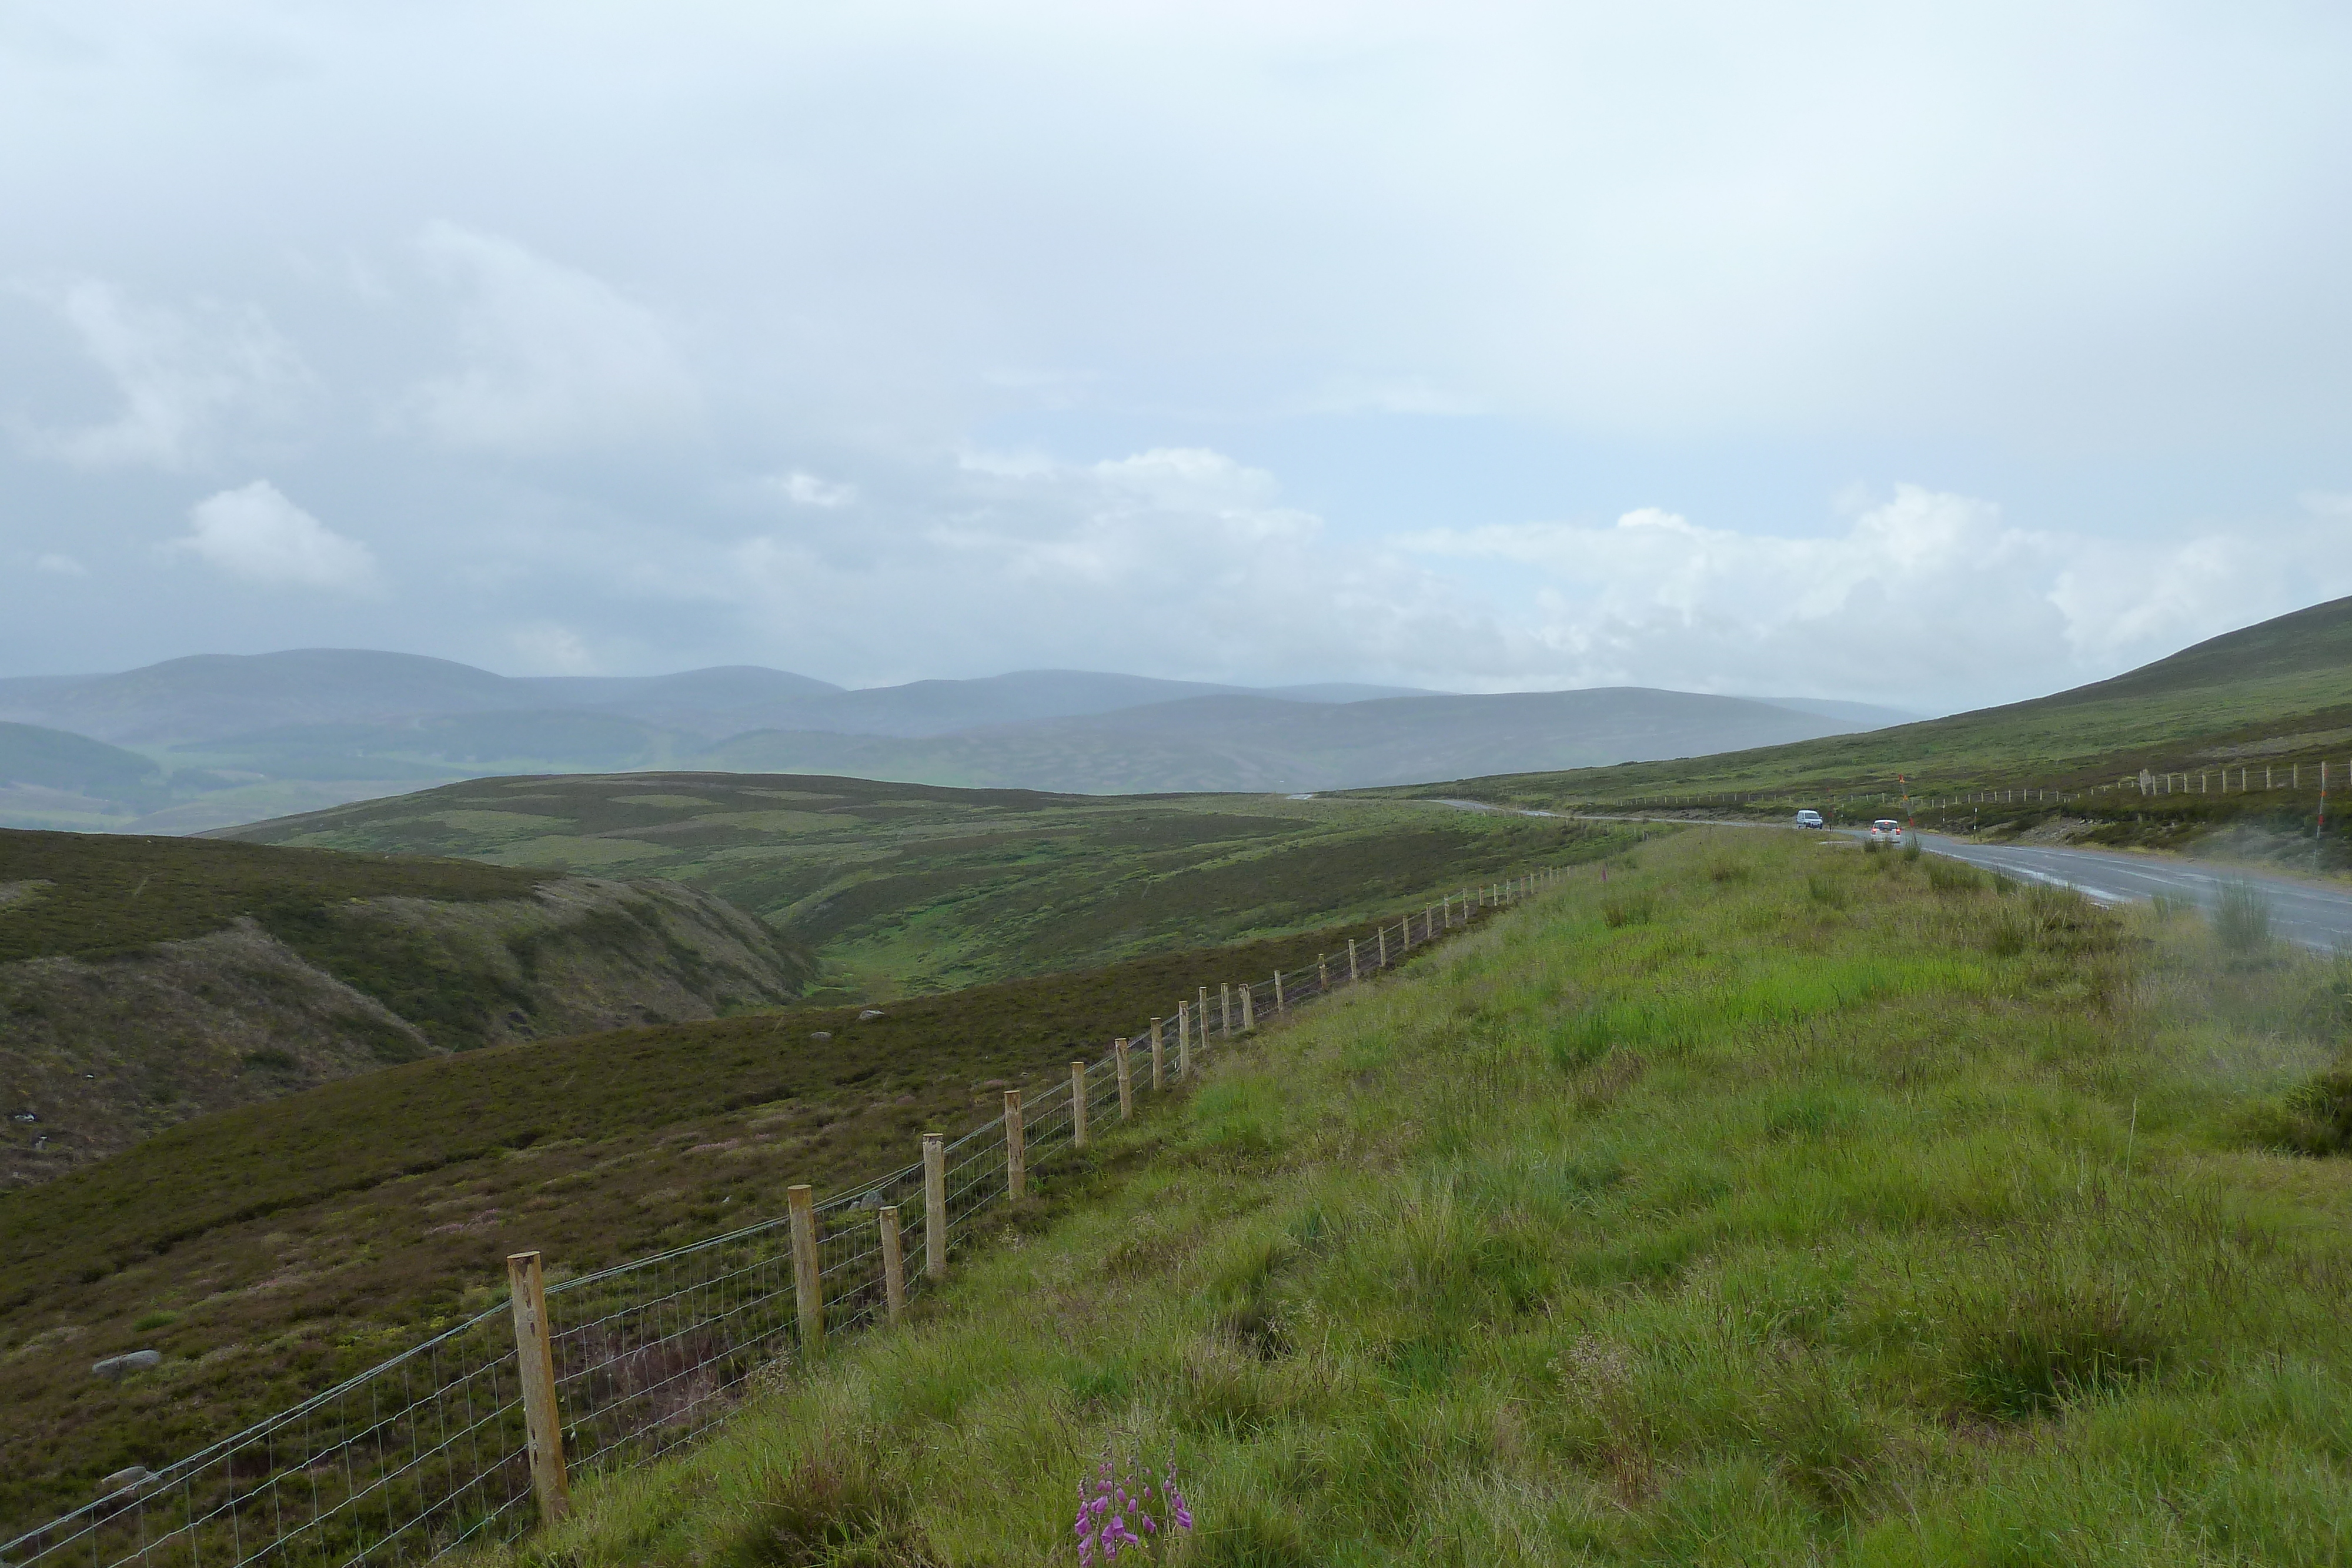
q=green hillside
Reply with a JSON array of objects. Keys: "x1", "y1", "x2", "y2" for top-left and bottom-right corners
[
  {"x1": 218, "y1": 772, "x2": 1587, "y2": 997},
  {"x1": 0, "y1": 830, "x2": 818, "y2": 1188},
  {"x1": 0, "y1": 882, "x2": 1606, "y2": 1537},
  {"x1": 0, "y1": 723, "x2": 161, "y2": 796},
  {"x1": 1373, "y1": 593, "x2": 2352, "y2": 821},
  {"x1": 485, "y1": 828, "x2": 2352, "y2": 1566},
  {"x1": 0, "y1": 827, "x2": 548, "y2": 964}
]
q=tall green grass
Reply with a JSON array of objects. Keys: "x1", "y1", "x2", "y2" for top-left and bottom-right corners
[{"x1": 488, "y1": 829, "x2": 2352, "y2": 1567}]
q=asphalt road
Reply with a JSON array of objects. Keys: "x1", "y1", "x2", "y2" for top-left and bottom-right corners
[
  {"x1": 1909, "y1": 834, "x2": 2352, "y2": 952},
  {"x1": 1430, "y1": 797, "x2": 2352, "y2": 951}
]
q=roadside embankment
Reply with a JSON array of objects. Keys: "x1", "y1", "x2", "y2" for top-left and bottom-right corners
[{"x1": 488, "y1": 825, "x2": 2352, "y2": 1564}]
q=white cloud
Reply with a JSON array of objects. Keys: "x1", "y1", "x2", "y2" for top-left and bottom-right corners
[
  {"x1": 407, "y1": 223, "x2": 699, "y2": 454},
  {"x1": 721, "y1": 444, "x2": 1505, "y2": 685},
  {"x1": 507, "y1": 622, "x2": 596, "y2": 673},
  {"x1": 769, "y1": 470, "x2": 857, "y2": 509},
  {"x1": 1406, "y1": 486, "x2": 2352, "y2": 711},
  {"x1": 9, "y1": 280, "x2": 308, "y2": 469},
  {"x1": 34, "y1": 552, "x2": 86, "y2": 576},
  {"x1": 170, "y1": 480, "x2": 380, "y2": 592}
]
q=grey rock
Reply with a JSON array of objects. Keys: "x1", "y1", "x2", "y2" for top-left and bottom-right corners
[
  {"x1": 808, "y1": 1030, "x2": 832, "y2": 1041},
  {"x1": 91, "y1": 1349, "x2": 162, "y2": 1379},
  {"x1": 856, "y1": 1009, "x2": 885, "y2": 1021},
  {"x1": 97, "y1": 1466, "x2": 157, "y2": 1495}
]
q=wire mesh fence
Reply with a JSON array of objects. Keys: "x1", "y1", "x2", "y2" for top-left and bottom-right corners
[{"x1": 2, "y1": 870, "x2": 1561, "y2": 1568}]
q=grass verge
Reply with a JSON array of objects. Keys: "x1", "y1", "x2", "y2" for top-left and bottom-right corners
[{"x1": 491, "y1": 827, "x2": 2352, "y2": 1566}]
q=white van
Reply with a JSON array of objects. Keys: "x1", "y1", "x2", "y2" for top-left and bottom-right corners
[{"x1": 1794, "y1": 810, "x2": 1824, "y2": 828}]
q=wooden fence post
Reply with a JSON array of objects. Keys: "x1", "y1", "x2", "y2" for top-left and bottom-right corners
[
  {"x1": 1150, "y1": 1018, "x2": 1165, "y2": 1090},
  {"x1": 923, "y1": 1133, "x2": 947, "y2": 1281},
  {"x1": 1071, "y1": 1062, "x2": 1089, "y2": 1149},
  {"x1": 789, "y1": 1184, "x2": 823, "y2": 1354},
  {"x1": 878, "y1": 1204, "x2": 906, "y2": 1322},
  {"x1": 1115, "y1": 1037, "x2": 1133, "y2": 1119},
  {"x1": 505, "y1": 1251, "x2": 570, "y2": 1526},
  {"x1": 1318, "y1": 952, "x2": 1328, "y2": 988},
  {"x1": 1378, "y1": 925, "x2": 1388, "y2": 968},
  {"x1": 1179, "y1": 1011, "x2": 1192, "y2": 1079},
  {"x1": 1221, "y1": 982, "x2": 1232, "y2": 1036},
  {"x1": 1348, "y1": 938, "x2": 1358, "y2": 981},
  {"x1": 1273, "y1": 971, "x2": 1285, "y2": 1014},
  {"x1": 1199, "y1": 986, "x2": 1211, "y2": 1039},
  {"x1": 1004, "y1": 1090, "x2": 1026, "y2": 1201},
  {"x1": 1176, "y1": 1001, "x2": 1190, "y2": 1066},
  {"x1": 1241, "y1": 981, "x2": 1255, "y2": 1031}
]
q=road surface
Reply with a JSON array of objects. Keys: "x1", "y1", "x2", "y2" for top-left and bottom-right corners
[
  {"x1": 1910, "y1": 834, "x2": 2352, "y2": 952},
  {"x1": 1426, "y1": 797, "x2": 2352, "y2": 950}
]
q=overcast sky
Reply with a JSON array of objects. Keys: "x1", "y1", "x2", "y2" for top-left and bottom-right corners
[{"x1": 4, "y1": 2, "x2": 2350, "y2": 714}]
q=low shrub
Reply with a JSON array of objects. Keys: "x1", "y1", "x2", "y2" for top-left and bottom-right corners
[
  {"x1": 1923, "y1": 858, "x2": 1981, "y2": 894},
  {"x1": 2213, "y1": 881, "x2": 2274, "y2": 958},
  {"x1": 1959, "y1": 1281, "x2": 2163, "y2": 1418},
  {"x1": 1600, "y1": 892, "x2": 1656, "y2": 928},
  {"x1": 2249, "y1": 1066, "x2": 2352, "y2": 1156}
]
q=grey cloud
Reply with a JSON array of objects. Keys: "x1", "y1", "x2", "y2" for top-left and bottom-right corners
[
  {"x1": 0, "y1": 5, "x2": 2347, "y2": 701},
  {"x1": 6, "y1": 280, "x2": 309, "y2": 469},
  {"x1": 406, "y1": 223, "x2": 699, "y2": 454}
]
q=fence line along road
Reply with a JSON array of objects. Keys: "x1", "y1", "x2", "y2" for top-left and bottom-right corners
[
  {"x1": 1605, "y1": 753, "x2": 2352, "y2": 819},
  {"x1": 2, "y1": 867, "x2": 1575, "y2": 1568}
]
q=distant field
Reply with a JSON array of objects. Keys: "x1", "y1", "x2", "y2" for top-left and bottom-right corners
[
  {"x1": 0, "y1": 889, "x2": 1597, "y2": 1537},
  {"x1": 219, "y1": 772, "x2": 1595, "y2": 997}
]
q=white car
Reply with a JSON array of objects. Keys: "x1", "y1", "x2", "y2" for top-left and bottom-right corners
[
  {"x1": 1794, "y1": 809, "x2": 1824, "y2": 828},
  {"x1": 1869, "y1": 818, "x2": 1904, "y2": 845}
]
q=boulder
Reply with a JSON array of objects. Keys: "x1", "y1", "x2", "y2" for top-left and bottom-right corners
[
  {"x1": 97, "y1": 1466, "x2": 158, "y2": 1496},
  {"x1": 91, "y1": 1349, "x2": 162, "y2": 1379}
]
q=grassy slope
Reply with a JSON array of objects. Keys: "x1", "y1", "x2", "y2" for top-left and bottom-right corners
[
  {"x1": 1372, "y1": 592, "x2": 2352, "y2": 813},
  {"x1": 1, "y1": 830, "x2": 822, "y2": 1189},
  {"x1": 0, "y1": 828, "x2": 551, "y2": 962},
  {"x1": 217, "y1": 773, "x2": 1574, "y2": 998},
  {"x1": 506, "y1": 829, "x2": 2352, "y2": 1567},
  {"x1": 0, "y1": 819, "x2": 1642, "y2": 1539}
]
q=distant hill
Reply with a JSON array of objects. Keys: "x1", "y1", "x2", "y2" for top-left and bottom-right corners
[
  {"x1": 0, "y1": 650, "x2": 524, "y2": 743},
  {"x1": 703, "y1": 687, "x2": 1876, "y2": 792},
  {"x1": 0, "y1": 647, "x2": 1913, "y2": 827},
  {"x1": 1753, "y1": 696, "x2": 1922, "y2": 728},
  {"x1": 217, "y1": 771, "x2": 1601, "y2": 998},
  {"x1": 0, "y1": 828, "x2": 814, "y2": 1188},
  {"x1": 1381, "y1": 593, "x2": 2352, "y2": 808},
  {"x1": 592, "y1": 668, "x2": 1435, "y2": 740},
  {"x1": 0, "y1": 721, "x2": 162, "y2": 797}
]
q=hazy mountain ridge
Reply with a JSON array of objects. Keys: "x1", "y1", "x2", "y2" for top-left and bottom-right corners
[{"x1": 0, "y1": 647, "x2": 1915, "y2": 830}]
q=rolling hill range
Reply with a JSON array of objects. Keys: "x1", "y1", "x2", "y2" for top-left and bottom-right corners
[
  {"x1": 0, "y1": 830, "x2": 813, "y2": 1187},
  {"x1": 1379, "y1": 591, "x2": 2352, "y2": 831},
  {"x1": 0, "y1": 648, "x2": 1912, "y2": 831},
  {"x1": 700, "y1": 686, "x2": 1883, "y2": 793},
  {"x1": 216, "y1": 773, "x2": 1607, "y2": 998}
]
